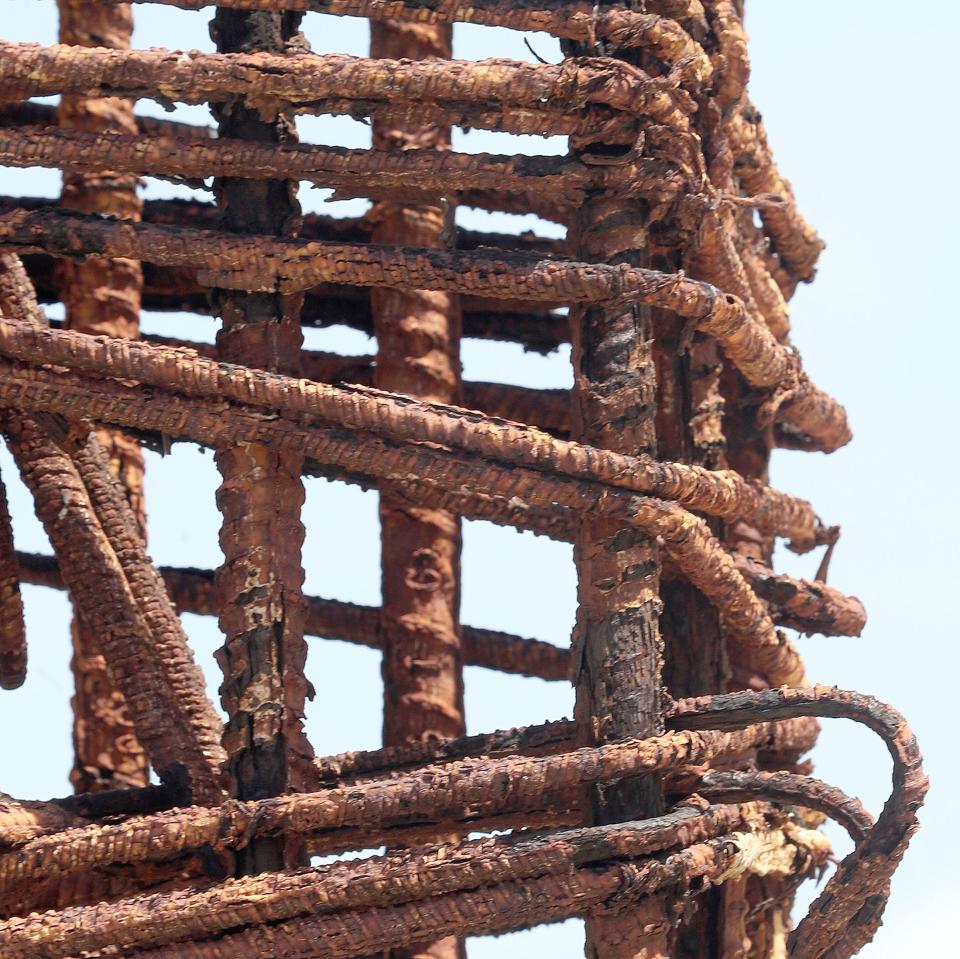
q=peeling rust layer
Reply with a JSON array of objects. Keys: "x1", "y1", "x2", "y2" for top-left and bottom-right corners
[
  {"x1": 111, "y1": 828, "x2": 829, "y2": 959},
  {"x1": 672, "y1": 687, "x2": 928, "y2": 959},
  {"x1": 0, "y1": 5, "x2": 922, "y2": 956},
  {"x1": 370, "y1": 16, "x2": 465, "y2": 767},
  {"x1": 0, "y1": 126, "x2": 670, "y2": 216},
  {"x1": 1, "y1": 416, "x2": 222, "y2": 803},
  {"x1": 0, "y1": 461, "x2": 25, "y2": 689},
  {"x1": 0, "y1": 711, "x2": 817, "y2": 846},
  {"x1": 564, "y1": 20, "x2": 669, "y2": 950},
  {"x1": 0, "y1": 207, "x2": 850, "y2": 451},
  {"x1": 24, "y1": 254, "x2": 572, "y2": 352},
  {"x1": 14, "y1": 546, "x2": 863, "y2": 695},
  {"x1": 138, "y1": 0, "x2": 712, "y2": 79},
  {"x1": 366, "y1": 13, "x2": 467, "y2": 950},
  {"x1": 0, "y1": 196, "x2": 568, "y2": 259},
  {"x1": 208, "y1": 5, "x2": 314, "y2": 878},
  {"x1": 0, "y1": 100, "x2": 216, "y2": 141},
  {"x1": 686, "y1": 769, "x2": 873, "y2": 844}
]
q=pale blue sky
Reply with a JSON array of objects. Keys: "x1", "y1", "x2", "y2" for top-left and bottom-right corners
[{"x1": 0, "y1": 1, "x2": 957, "y2": 955}]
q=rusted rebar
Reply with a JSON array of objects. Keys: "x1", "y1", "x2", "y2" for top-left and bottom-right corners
[
  {"x1": 0, "y1": 318, "x2": 829, "y2": 543},
  {"x1": 1, "y1": 415, "x2": 222, "y2": 803},
  {"x1": 0, "y1": 42, "x2": 693, "y2": 128},
  {"x1": 118, "y1": 826, "x2": 830, "y2": 959},
  {"x1": 0, "y1": 455, "x2": 25, "y2": 691},
  {"x1": 673, "y1": 686, "x2": 928, "y2": 959},
  {"x1": 0, "y1": 6, "x2": 922, "y2": 958},
  {"x1": 134, "y1": 0, "x2": 713, "y2": 80},
  {"x1": 54, "y1": 0, "x2": 152, "y2": 795},
  {"x1": 0, "y1": 803, "x2": 798, "y2": 959},
  {"x1": 207, "y1": 3, "x2": 315, "y2": 878},
  {"x1": 0, "y1": 206, "x2": 851, "y2": 451},
  {"x1": 0, "y1": 358, "x2": 808, "y2": 687},
  {"x1": 0, "y1": 717, "x2": 822, "y2": 884}
]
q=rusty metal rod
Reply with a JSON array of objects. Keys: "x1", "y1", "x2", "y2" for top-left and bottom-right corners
[
  {"x1": 0, "y1": 42, "x2": 692, "y2": 131},
  {"x1": 0, "y1": 207, "x2": 850, "y2": 452}
]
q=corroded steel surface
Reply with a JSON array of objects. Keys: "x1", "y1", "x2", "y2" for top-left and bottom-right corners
[{"x1": 0, "y1": 3, "x2": 923, "y2": 959}]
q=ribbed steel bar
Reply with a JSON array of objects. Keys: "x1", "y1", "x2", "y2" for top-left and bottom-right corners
[
  {"x1": 0, "y1": 357, "x2": 808, "y2": 688},
  {"x1": 0, "y1": 126, "x2": 649, "y2": 213},
  {"x1": 0, "y1": 459, "x2": 24, "y2": 690},
  {"x1": 0, "y1": 804, "x2": 798, "y2": 959},
  {"x1": 0, "y1": 6, "x2": 923, "y2": 958},
  {"x1": 12, "y1": 549, "x2": 569, "y2": 680},
  {"x1": 206, "y1": 2, "x2": 314, "y2": 877},
  {"x1": 55, "y1": 0, "x2": 152, "y2": 797},
  {"x1": 1, "y1": 415, "x2": 223, "y2": 804},
  {"x1": 104, "y1": 827, "x2": 830, "y2": 959},
  {"x1": 0, "y1": 207, "x2": 851, "y2": 451},
  {"x1": 132, "y1": 0, "x2": 712, "y2": 82},
  {"x1": 0, "y1": 42, "x2": 692, "y2": 130},
  {"x1": 0, "y1": 318, "x2": 827, "y2": 546},
  {"x1": 0, "y1": 719, "x2": 815, "y2": 884}
]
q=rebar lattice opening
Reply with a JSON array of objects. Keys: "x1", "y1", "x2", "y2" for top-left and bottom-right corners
[{"x1": 0, "y1": 3, "x2": 924, "y2": 959}]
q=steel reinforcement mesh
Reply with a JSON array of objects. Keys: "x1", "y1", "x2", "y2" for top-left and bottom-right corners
[{"x1": 0, "y1": 2, "x2": 925, "y2": 958}]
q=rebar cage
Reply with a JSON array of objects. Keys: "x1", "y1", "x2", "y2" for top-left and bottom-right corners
[{"x1": 0, "y1": 2, "x2": 926, "y2": 958}]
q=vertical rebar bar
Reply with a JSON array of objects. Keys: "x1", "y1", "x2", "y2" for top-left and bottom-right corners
[
  {"x1": 370, "y1": 15, "x2": 465, "y2": 959},
  {"x1": 566, "y1": 111, "x2": 671, "y2": 959},
  {"x1": 209, "y1": 5, "x2": 314, "y2": 875},
  {"x1": 56, "y1": 0, "x2": 149, "y2": 795}
]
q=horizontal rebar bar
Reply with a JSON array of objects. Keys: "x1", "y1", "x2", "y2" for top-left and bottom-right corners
[
  {"x1": 0, "y1": 196, "x2": 569, "y2": 257},
  {"x1": 0, "y1": 101, "x2": 215, "y2": 142},
  {"x1": 38, "y1": 322, "x2": 572, "y2": 436},
  {"x1": 0, "y1": 318, "x2": 825, "y2": 545},
  {"x1": 21, "y1": 255, "x2": 571, "y2": 353},
  {"x1": 126, "y1": 827, "x2": 827, "y2": 959},
  {"x1": 0, "y1": 803, "x2": 776, "y2": 959},
  {"x1": 728, "y1": 105, "x2": 824, "y2": 284},
  {"x1": 0, "y1": 359, "x2": 806, "y2": 686},
  {"x1": 27, "y1": 538, "x2": 866, "y2": 640},
  {"x1": 0, "y1": 42, "x2": 692, "y2": 131},
  {"x1": 133, "y1": 0, "x2": 713, "y2": 82},
  {"x1": 0, "y1": 126, "x2": 677, "y2": 215},
  {"x1": 733, "y1": 553, "x2": 865, "y2": 637},
  {"x1": 0, "y1": 721, "x2": 804, "y2": 885},
  {"x1": 0, "y1": 709, "x2": 819, "y2": 849},
  {"x1": 14, "y1": 550, "x2": 569, "y2": 681},
  {"x1": 0, "y1": 207, "x2": 851, "y2": 451}
]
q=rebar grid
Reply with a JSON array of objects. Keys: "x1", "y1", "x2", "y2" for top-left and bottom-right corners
[{"x1": 0, "y1": 2, "x2": 924, "y2": 959}]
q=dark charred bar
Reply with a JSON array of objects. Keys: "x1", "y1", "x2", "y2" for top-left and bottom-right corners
[{"x1": 207, "y1": 4, "x2": 314, "y2": 875}]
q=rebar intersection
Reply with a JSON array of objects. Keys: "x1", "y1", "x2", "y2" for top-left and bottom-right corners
[{"x1": 0, "y1": 3, "x2": 925, "y2": 959}]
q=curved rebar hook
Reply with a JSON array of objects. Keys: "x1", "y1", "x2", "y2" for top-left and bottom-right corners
[{"x1": 669, "y1": 686, "x2": 928, "y2": 959}]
